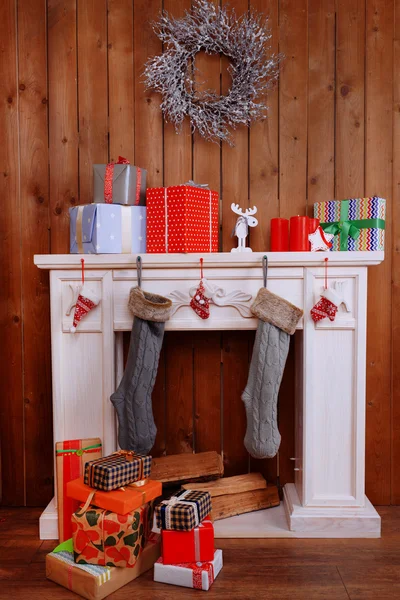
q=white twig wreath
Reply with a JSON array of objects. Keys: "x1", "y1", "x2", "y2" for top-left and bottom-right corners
[{"x1": 144, "y1": 0, "x2": 282, "y2": 146}]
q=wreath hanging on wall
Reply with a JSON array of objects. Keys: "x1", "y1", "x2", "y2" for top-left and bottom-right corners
[{"x1": 144, "y1": 0, "x2": 282, "y2": 146}]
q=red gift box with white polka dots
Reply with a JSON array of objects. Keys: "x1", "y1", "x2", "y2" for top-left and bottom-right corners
[{"x1": 146, "y1": 185, "x2": 219, "y2": 253}]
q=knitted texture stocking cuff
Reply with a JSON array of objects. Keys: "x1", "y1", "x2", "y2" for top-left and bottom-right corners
[
  {"x1": 129, "y1": 287, "x2": 173, "y2": 322},
  {"x1": 251, "y1": 288, "x2": 303, "y2": 335}
]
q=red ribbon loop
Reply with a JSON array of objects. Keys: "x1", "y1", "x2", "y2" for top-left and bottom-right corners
[{"x1": 104, "y1": 156, "x2": 137, "y2": 204}]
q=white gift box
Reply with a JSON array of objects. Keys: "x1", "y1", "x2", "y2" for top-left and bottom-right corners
[{"x1": 154, "y1": 549, "x2": 223, "y2": 591}]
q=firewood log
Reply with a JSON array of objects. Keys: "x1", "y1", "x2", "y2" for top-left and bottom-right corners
[
  {"x1": 182, "y1": 473, "x2": 267, "y2": 497},
  {"x1": 150, "y1": 451, "x2": 223, "y2": 485},
  {"x1": 211, "y1": 487, "x2": 280, "y2": 520}
]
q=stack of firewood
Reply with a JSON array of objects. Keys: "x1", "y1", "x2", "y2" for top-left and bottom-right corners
[{"x1": 151, "y1": 451, "x2": 279, "y2": 520}]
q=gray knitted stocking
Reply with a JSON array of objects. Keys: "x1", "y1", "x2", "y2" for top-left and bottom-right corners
[
  {"x1": 111, "y1": 287, "x2": 172, "y2": 455},
  {"x1": 242, "y1": 320, "x2": 290, "y2": 459},
  {"x1": 242, "y1": 286, "x2": 303, "y2": 460}
]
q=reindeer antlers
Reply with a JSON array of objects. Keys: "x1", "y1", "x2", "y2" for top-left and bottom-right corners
[
  {"x1": 245, "y1": 206, "x2": 258, "y2": 216},
  {"x1": 231, "y1": 203, "x2": 258, "y2": 217}
]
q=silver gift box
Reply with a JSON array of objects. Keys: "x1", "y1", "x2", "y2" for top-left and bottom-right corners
[{"x1": 93, "y1": 164, "x2": 147, "y2": 206}]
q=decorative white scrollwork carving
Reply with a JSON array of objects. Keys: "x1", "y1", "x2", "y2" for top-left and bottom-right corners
[{"x1": 168, "y1": 279, "x2": 253, "y2": 318}]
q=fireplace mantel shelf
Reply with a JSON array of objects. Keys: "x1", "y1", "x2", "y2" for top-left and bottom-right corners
[
  {"x1": 34, "y1": 250, "x2": 384, "y2": 270},
  {"x1": 36, "y1": 250, "x2": 383, "y2": 540}
]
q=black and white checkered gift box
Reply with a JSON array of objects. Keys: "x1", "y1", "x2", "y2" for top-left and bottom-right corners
[
  {"x1": 84, "y1": 452, "x2": 152, "y2": 491},
  {"x1": 155, "y1": 489, "x2": 212, "y2": 531}
]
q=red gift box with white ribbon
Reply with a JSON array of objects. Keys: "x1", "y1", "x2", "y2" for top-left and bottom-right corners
[
  {"x1": 161, "y1": 517, "x2": 214, "y2": 565},
  {"x1": 154, "y1": 549, "x2": 223, "y2": 591},
  {"x1": 146, "y1": 184, "x2": 219, "y2": 253}
]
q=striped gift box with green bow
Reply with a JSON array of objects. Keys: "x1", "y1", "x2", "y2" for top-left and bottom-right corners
[{"x1": 314, "y1": 197, "x2": 385, "y2": 251}]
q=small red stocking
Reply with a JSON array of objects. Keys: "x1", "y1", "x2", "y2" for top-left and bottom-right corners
[
  {"x1": 190, "y1": 280, "x2": 210, "y2": 320},
  {"x1": 310, "y1": 288, "x2": 341, "y2": 323},
  {"x1": 70, "y1": 285, "x2": 100, "y2": 332}
]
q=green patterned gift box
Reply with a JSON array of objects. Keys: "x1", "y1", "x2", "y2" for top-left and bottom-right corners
[{"x1": 314, "y1": 197, "x2": 385, "y2": 251}]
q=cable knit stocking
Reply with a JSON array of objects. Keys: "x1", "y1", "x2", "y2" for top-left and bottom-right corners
[
  {"x1": 242, "y1": 287, "x2": 303, "y2": 459},
  {"x1": 111, "y1": 287, "x2": 172, "y2": 454},
  {"x1": 242, "y1": 321, "x2": 290, "y2": 459}
]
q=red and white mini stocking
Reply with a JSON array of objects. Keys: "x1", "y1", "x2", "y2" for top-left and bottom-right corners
[
  {"x1": 70, "y1": 285, "x2": 100, "y2": 332},
  {"x1": 190, "y1": 280, "x2": 210, "y2": 320},
  {"x1": 310, "y1": 288, "x2": 342, "y2": 323}
]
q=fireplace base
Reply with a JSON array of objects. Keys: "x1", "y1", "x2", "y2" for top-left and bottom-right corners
[{"x1": 39, "y1": 483, "x2": 381, "y2": 540}]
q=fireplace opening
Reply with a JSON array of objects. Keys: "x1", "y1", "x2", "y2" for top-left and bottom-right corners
[{"x1": 122, "y1": 330, "x2": 297, "y2": 489}]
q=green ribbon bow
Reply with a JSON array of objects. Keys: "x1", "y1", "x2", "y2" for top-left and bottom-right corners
[
  {"x1": 56, "y1": 442, "x2": 102, "y2": 457},
  {"x1": 320, "y1": 199, "x2": 385, "y2": 251}
]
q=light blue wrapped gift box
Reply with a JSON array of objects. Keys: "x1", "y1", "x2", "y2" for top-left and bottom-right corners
[{"x1": 69, "y1": 204, "x2": 146, "y2": 254}]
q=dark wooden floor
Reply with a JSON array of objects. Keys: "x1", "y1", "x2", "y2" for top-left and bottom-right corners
[{"x1": 1, "y1": 507, "x2": 400, "y2": 599}]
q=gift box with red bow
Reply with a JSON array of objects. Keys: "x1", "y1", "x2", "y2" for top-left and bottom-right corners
[
  {"x1": 93, "y1": 157, "x2": 147, "y2": 206},
  {"x1": 154, "y1": 549, "x2": 223, "y2": 591},
  {"x1": 161, "y1": 517, "x2": 214, "y2": 565},
  {"x1": 146, "y1": 183, "x2": 219, "y2": 253},
  {"x1": 56, "y1": 438, "x2": 102, "y2": 542}
]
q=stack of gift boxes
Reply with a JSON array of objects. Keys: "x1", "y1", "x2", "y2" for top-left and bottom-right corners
[
  {"x1": 153, "y1": 489, "x2": 223, "y2": 591},
  {"x1": 69, "y1": 158, "x2": 147, "y2": 255},
  {"x1": 69, "y1": 158, "x2": 220, "y2": 256},
  {"x1": 47, "y1": 441, "x2": 162, "y2": 599},
  {"x1": 47, "y1": 440, "x2": 224, "y2": 596}
]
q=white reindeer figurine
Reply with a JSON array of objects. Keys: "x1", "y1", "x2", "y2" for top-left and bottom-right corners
[{"x1": 231, "y1": 203, "x2": 258, "y2": 253}]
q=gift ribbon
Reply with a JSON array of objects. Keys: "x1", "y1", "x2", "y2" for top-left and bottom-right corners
[
  {"x1": 164, "y1": 188, "x2": 169, "y2": 252},
  {"x1": 121, "y1": 206, "x2": 132, "y2": 253},
  {"x1": 163, "y1": 187, "x2": 214, "y2": 252},
  {"x1": 193, "y1": 519, "x2": 211, "y2": 562},
  {"x1": 104, "y1": 156, "x2": 130, "y2": 204},
  {"x1": 160, "y1": 490, "x2": 201, "y2": 530},
  {"x1": 192, "y1": 562, "x2": 214, "y2": 590},
  {"x1": 173, "y1": 559, "x2": 214, "y2": 590},
  {"x1": 76, "y1": 206, "x2": 84, "y2": 253},
  {"x1": 68, "y1": 564, "x2": 73, "y2": 590},
  {"x1": 320, "y1": 199, "x2": 385, "y2": 251},
  {"x1": 56, "y1": 442, "x2": 102, "y2": 458},
  {"x1": 184, "y1": 180, "x2": 209, "y2": 189}
]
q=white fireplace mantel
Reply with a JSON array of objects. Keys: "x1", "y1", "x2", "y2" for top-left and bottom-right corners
[{"x1": 34, "y1": 251, "x2": 384, "y2": 539}]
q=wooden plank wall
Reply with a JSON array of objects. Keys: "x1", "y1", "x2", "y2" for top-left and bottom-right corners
[{"x1": 0, "y1": 0, "x2": 398, "y2": 506}]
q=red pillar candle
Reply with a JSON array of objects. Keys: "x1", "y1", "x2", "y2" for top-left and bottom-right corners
[
  {"x1": 308, "y1": 217, "x2": 319, "y2": 234},
  {"x1": 270, "y1": 218, "x2": 289, "y2": 251},
  {"x1": 308, "y1": 217, "x2": 320, "y2": 250},
  {"x1": 290, "y1": 216, "x2": 309, "y2": 251}
]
